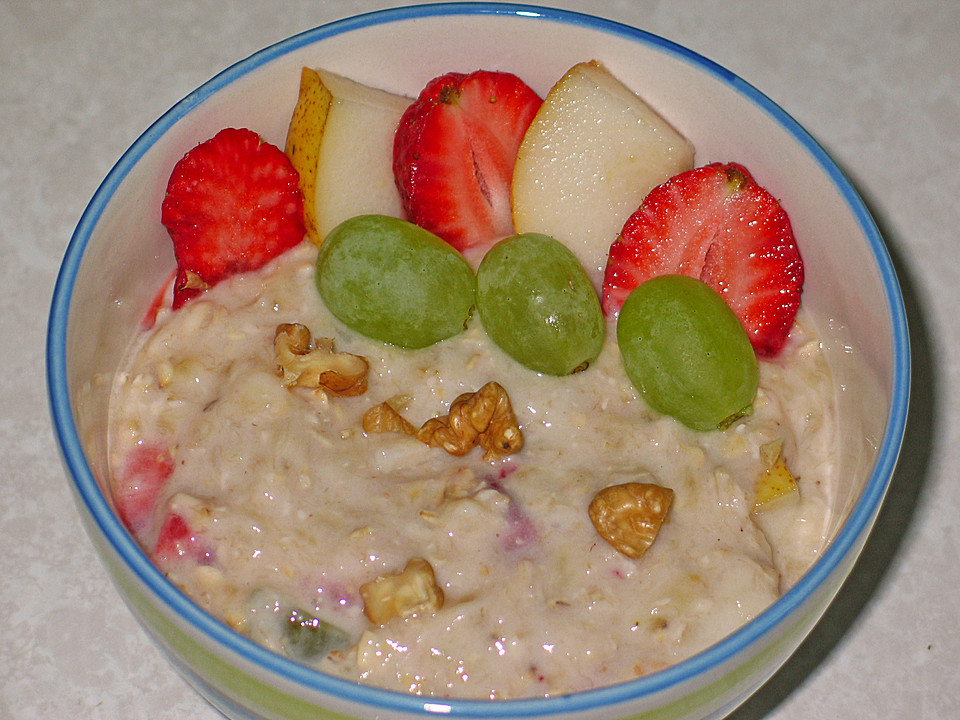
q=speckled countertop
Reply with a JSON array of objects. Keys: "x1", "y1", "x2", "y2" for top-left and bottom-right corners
[{"x1": 2, "y1": 1, "x2": 957, "y2": 718}]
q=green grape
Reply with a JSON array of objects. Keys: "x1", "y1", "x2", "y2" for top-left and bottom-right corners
[
  {"x1": 616, "y1": 274, "x2": 758, "y2": 431},
  {"x1": 476, "y1": 233, "x2": 604, "y2": 375},
  {"x1": 282, "y1": 607, "x2": 349, "y2": 661},
  {"x1": 316, "y1": 215, "x2": 476, "y2": 348}
]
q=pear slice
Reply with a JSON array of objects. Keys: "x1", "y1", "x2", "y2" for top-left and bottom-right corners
[
  {"x1": 511, "y1": 61, "x2": 695, "y2": 289},
  {"x1": 285, "y1": 68, "x2": 411, "y2": 244},
  {"x1": 753, "y1": 439, "x2": 800, "y2": 511}
]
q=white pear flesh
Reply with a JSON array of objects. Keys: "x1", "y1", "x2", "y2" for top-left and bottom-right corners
[
  {"x1": 313, "y1": 69, "x2": 412, "y2": 241},
  {"x1": 511, "y1": 61, "x2": 695, "y2": 289},
  {"x1": 286, "y1": 68, "x2": 412, "y2": 244}
]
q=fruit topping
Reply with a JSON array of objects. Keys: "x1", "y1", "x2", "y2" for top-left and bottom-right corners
[
  {"x1": 602, "y1": 162, "x2": 803, "y2": 357},
  {"x1": 393, "y1": 70, "x2": 542, "y2": 253},
  {"x1": 113, "y1": 443, "x2": 174, "y2": 537},
  {"x1": 512, "y1": 61, "x2": 694, "y2": 289},
  {"x1": 153, "y1": 511, "x2": 213, "y2": 567},
  {"x1": 161, "y1": 128, "x2": 306, "y2": 309},
  {"x1": 589, "y1": 481, "x2": 674, "y2": 559},
  {"x1": 151, "y1": 493, "x2": 218, "y2": 569},
  {"x1": 616, "y1": 274, "x2": 758, "y2": 431},
  {"x1": 282, "y1": 607, "x2": 350, "y2": 660},
  {"x1": 753, "y1": 439, "x2": 800, "y2": 510},
  {"x1": 315, "y1": 214, "x2": 476, "y2": 348},
  {"x1": 240, "y1": 592, "x2": 349, "y2": 661},
  {"x1": 476, "y1": 233, "x2": 604, "y2": 375},
  {"x1": 274, "y1": 322, "x2": 368, "y2": 396},
  {"x1": 285, "y1": 68, "x2": 410, "y2": 245}
]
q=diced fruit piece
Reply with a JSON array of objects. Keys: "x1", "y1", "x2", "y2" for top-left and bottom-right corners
[
  {"x1": 285, "y1": 68, "x2": 411, "y2": 245},
  {"x1": 617, "y1": 274, "x2": 758, "y2": 431},
  {"x1": 282, "y1": 607, "x2": 350, "y2": 660},
  {"x1": 500, "y1": 493, "x2": 538, "y2": 551},
  {"x1": 315, "y1": 214, "x2": 476, "y2": 348},
  {"x1": 152, "y1": 511, "x2": 214, "y2": 567},
  {"x1": 161, "y1": 128, "x2": 305, "y2": 309},
  {"x1": 284, "y1": 68, "x2": 328, "y2": 245},
  {"x1": 512, "y1": 61, "x2": 694, "y2": 289},
  {"x1": 113, "y1": 443, "x2": 174, "y2": 536},
  {"x1": 141, "y1": 274, "x2": 175, "y2": 330},
  {"x1": 152, "y1": 493, "x2": 216, "y2": 567},
  {"x1": 754, "y1": 439, "x2": 800, "y2": 510},
  {"x1": 393, "y1": 70, "x2": 542, "y2": 254},
  {"x1": 476, "y1": 233, "x2": 604, "y2": 375},
  {"x1": 603, "y1": 162, "x2": 803, "y2": 357}
]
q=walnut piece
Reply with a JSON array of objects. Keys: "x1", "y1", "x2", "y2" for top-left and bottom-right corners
[
  {"x1": 589, "y1": 482, "x2": 674, "y2": 559},
  {"x1": 274, "y1": 323, "x2": 368, "y2": 396},
  {"x1": 362, "y1": 402, "x2": 417, "y2": 436},
  {"x1": 359, "y1": 557, "x2": 444, "y2": 626},
  {"x1": 417, "y1": 381, "x2": 523, "y2": 461}
]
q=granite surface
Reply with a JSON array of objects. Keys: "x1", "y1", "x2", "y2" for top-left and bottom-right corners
[{"x1": 2, "y1": 0, "x2": 957, "y2": 718}]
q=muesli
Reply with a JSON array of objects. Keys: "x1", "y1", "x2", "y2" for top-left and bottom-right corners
[{"x1": 108, "y1": 61, "x2": 838, "y2": 699}]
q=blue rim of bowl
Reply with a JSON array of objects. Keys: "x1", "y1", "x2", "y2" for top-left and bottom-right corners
[{"x1": 47, "y1": 2, "x2": 910, "y2": 718}]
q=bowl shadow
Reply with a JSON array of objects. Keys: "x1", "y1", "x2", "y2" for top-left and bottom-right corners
[{"x1": 728, "y1": 175, "x2": 937, "y2": 719}]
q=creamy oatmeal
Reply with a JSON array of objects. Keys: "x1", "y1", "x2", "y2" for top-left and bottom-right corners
[{"x1": 108, "y1": 238, "x2": 838, "y2": 699}]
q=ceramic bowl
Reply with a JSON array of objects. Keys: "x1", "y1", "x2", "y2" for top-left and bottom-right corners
[{"x1": 47, "y1": 3, "x2": 909, "y2": 719}]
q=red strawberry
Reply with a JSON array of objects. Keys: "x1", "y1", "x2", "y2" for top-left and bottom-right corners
[
  {"x1": 114, "y1": 443, "x2": 174, "y2": 537},
  {"x1": 161, "y1": 127, "x2": 305, "y2": 309},
  {"x1": 153, "y1": 512, "x2": 215, "y2": 567},
  {"x1": 393, "y1": 70, "x2": 541, "y2": 252},
  {"x1": 603, "y1": 163, "x2": 803, "y2": 357}
]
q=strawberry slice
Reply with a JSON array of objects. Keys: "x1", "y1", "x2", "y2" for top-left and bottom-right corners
[
  {"x1": 602, "y1": 163, "x2": 804, "y2": 357},
  {"x1": 113, "y1": 443, "x2": 174, "y2": 538},
  {"x1": 393, "y1": 70, "x2": 541, "y2": 252},
  {"x1": 153, "y1": 512, "x2": 215, "y2": 568},
  {"x1": 161, "y1": 127, "x2": 305, "y2": 309}
]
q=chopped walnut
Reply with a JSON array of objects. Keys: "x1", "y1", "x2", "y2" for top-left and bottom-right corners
[
  {"x1": 361, "y1": 382, "x2": 523, "y2": 460},
  {"x1": 417, "y1": 381, "x2": 523, "y2": 461},
  {"x1": 589, "y1": 482, "x2": 674, "y2": 559},
  {"x1": 362, "y1": 402, "x2": 417, "y2": 436},
  {"x1": 274, "y1": 323, "x2": 368, "y2": 396},
  {"x1": 359, "y1": 557, "x2": 444, "y2": 626}
]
